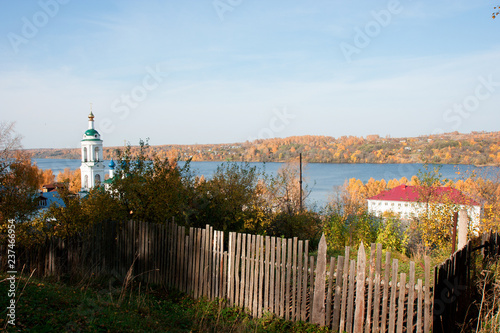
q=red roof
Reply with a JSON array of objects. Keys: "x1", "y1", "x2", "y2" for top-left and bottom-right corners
[{"x1": 367, "y1": 184, "x2": 480, "y2": 206}]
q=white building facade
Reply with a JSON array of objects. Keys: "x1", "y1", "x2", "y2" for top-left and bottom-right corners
[
  {"x1": 367, "y1": 184, "x2": 482, "y2": 229},
  {"x1": 80, "y1": 111, "x2": 105, "y2": 191}
]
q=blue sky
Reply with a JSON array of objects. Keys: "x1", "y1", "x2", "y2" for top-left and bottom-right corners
[{"x1": 1, "y1": 0, "x2": 499, "y2": 149}]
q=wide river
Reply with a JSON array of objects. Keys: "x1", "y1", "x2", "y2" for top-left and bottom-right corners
[{"x1": 33, "y1": 159, "x2": 499, "y2": 208}]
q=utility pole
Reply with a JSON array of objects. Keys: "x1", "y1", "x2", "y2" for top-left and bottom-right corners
[{"x1": 299, "y1": 153, "x2": 303, "y2": 212}]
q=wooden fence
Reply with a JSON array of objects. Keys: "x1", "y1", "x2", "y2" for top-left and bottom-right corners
[
  {"x1": 433, "y1": 231, "x2": 500, "y2": 332},
  {"x1": 2, "y1": 220, "x2": 433, "y2": 332}
]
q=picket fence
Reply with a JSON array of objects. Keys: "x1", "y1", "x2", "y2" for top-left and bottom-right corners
[{"x1": 3, "y1": 220, "x2": 433, "y2": 332}]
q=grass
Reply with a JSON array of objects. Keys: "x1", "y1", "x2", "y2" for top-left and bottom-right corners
[
  {"x1": 0, "y1": 272, "x2": 328, "y2": 332},
  {"x1": 475, "y1": 258, "x2": 500, "y2": 333}
]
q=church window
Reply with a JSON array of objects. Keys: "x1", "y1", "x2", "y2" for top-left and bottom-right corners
[
  {"x1": 95, "y1": 174, "x2": 101, "y2": 184},
  {"x1": 84, "y1": 175, "x2": 88, "y2": 189},
  {"x1": 83, "y1": 147, "x2": 88, "y2": 162},
  {"x1": 95, "y1": 147, "x2": 100, "y2": 161}
]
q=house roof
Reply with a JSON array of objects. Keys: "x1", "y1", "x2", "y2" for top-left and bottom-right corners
[
  {"x1": 367, "y1": 184, "x2": 480, "y2": 206},
  {"x1": 42, "y1": 183, "x2": 66, "y2": 192},
  {"x1": 38, "y1": 191, "x2": 66, "y2": 209}
]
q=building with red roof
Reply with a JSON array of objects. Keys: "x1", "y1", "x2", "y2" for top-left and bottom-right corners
[{"x1": 367, "y1": 184, "x2": 481, "y2": 227}]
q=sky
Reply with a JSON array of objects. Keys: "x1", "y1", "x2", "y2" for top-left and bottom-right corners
[{"x1": 1, "y1": 0, "x2": 499, "y2": 149}]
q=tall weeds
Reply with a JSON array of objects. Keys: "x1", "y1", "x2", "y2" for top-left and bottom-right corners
[{"x1": 476, "y1": 258, "x2": 500, "y2": 333}]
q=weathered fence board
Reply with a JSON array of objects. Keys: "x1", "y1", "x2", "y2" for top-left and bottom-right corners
[
  {"x1": 354, "y1": 243, "x2": 366, "y2": 333},
  {"x1": 365, "y1": 243, "x2": 376, "y2": 333},
  {"x1": 312, "y1": 234, "x2": 326, "y2": 326},
  {"x1": 269, "y1": 236, "x2": 276, "y2": 314},
  {"x1": 325, "y1": 256, "x2": 335, "y2": 327},
  {"x1": 332, "y1": 255, "x2": 344, "y2": 330},
  {"x1": 301, "y1": 240, "x2": 309, "y2": 322},
  {"x1": 340, "y1": 247, "x2": 350, "y2": 333}
]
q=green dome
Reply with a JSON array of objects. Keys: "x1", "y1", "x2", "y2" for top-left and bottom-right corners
[{"x1": 84, "y1": 129, "x2": 99, "y2": 136}]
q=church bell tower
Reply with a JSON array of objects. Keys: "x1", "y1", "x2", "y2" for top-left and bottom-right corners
[{"x1": 80, "y1": 108, "x2": 105, "y2": 191}]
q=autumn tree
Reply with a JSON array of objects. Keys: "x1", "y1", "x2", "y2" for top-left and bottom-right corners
[
  {"x1": 376, "y1": 212, "x2": 408, "y2": 253},
  {"x1": 454, "y1": 171, "x2": 500, "y2": 234},
  {"x1": 38, "y1": 168, "x2": 55, "y2": 189},
  {"x1": 410, "y1": 164, "x2": 462, "y2": 252},
  {"x1": 56, "y1": 167, "x2": 81, "y2": 193},
  {"x1": 264, "y1": 161, "x2": 307, "y2": 215},
  {"x1": 0, "y1": 122, "x2": 41, "y2": 224}
]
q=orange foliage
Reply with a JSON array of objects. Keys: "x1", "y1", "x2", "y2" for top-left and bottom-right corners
[{"x1": 56, "y1": 168, "x2": 81, "y2": 193}]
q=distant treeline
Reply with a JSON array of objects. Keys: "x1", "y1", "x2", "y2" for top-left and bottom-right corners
[{"x1": 26, "y1": 131, "x2": 500, "y2": 166}]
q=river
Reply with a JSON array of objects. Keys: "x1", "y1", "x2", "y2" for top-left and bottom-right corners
[{"x1": 33, "y1": 159, "x2": 499, "y2": 208}]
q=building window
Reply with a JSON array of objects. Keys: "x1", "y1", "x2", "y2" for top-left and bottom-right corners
[
  {"x1": 83, "y1": 147, "x2": 88, "y2": 162},
  {"x1": 84, "y1": 175, "x2": 88, "y2": 189},
  {"x1": 95, "y1": 147, "x2": 100, "y2": 162},
  {"x1": 95, "y1": 174, "x2": 101, "y2": 184}
]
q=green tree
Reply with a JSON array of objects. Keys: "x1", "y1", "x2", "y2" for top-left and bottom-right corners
[
  {"x1": 323, "y1": 201, "x2": 380, "y2": 251},
  {"x1": 40, "y1": 186, "x2": 126, "y2": 240},
  {"x1": 111, "y1": 139, "x2": 196, "y2": 224},
  {"x1": 192, "y1": 162, "x2": 264, "y2": 232},
  {"x1": 376, "y1": 212, "x2": 408, "y2": 254}
]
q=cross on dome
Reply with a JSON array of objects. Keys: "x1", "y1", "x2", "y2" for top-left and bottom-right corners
[{"x1": 89, "y1": 103, "x2": 94, "y2": 121}]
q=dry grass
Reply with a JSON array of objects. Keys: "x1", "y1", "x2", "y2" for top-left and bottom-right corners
[{"x1": 475, "y1": 258, "x2": 500, "y2": 333}]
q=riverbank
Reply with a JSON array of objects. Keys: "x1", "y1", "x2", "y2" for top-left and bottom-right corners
[{"x1": 24, "y1": 131, "x2": 500, "y2": 166}]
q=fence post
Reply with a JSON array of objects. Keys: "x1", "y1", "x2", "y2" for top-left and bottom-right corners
[
  {"x1": 354, "y1": 242, "x2": 366, "y2": 333},
  {"x1": 312, "y1": 234, "x2": 327, "y2": 326},
  {"x1": 339, "y1": 246, "x2": 350, "y2": 333},
  {"x1": 424, "y1": 256, "x2": 431, "y2": 333}
]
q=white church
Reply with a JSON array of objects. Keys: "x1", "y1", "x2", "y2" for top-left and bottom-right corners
[
  {"x1": 80, "y1": 111, "x2": 115, "y2": 192},
  {"x1": 37, "y1": 111, "x2": 115, "y2": 211}
]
